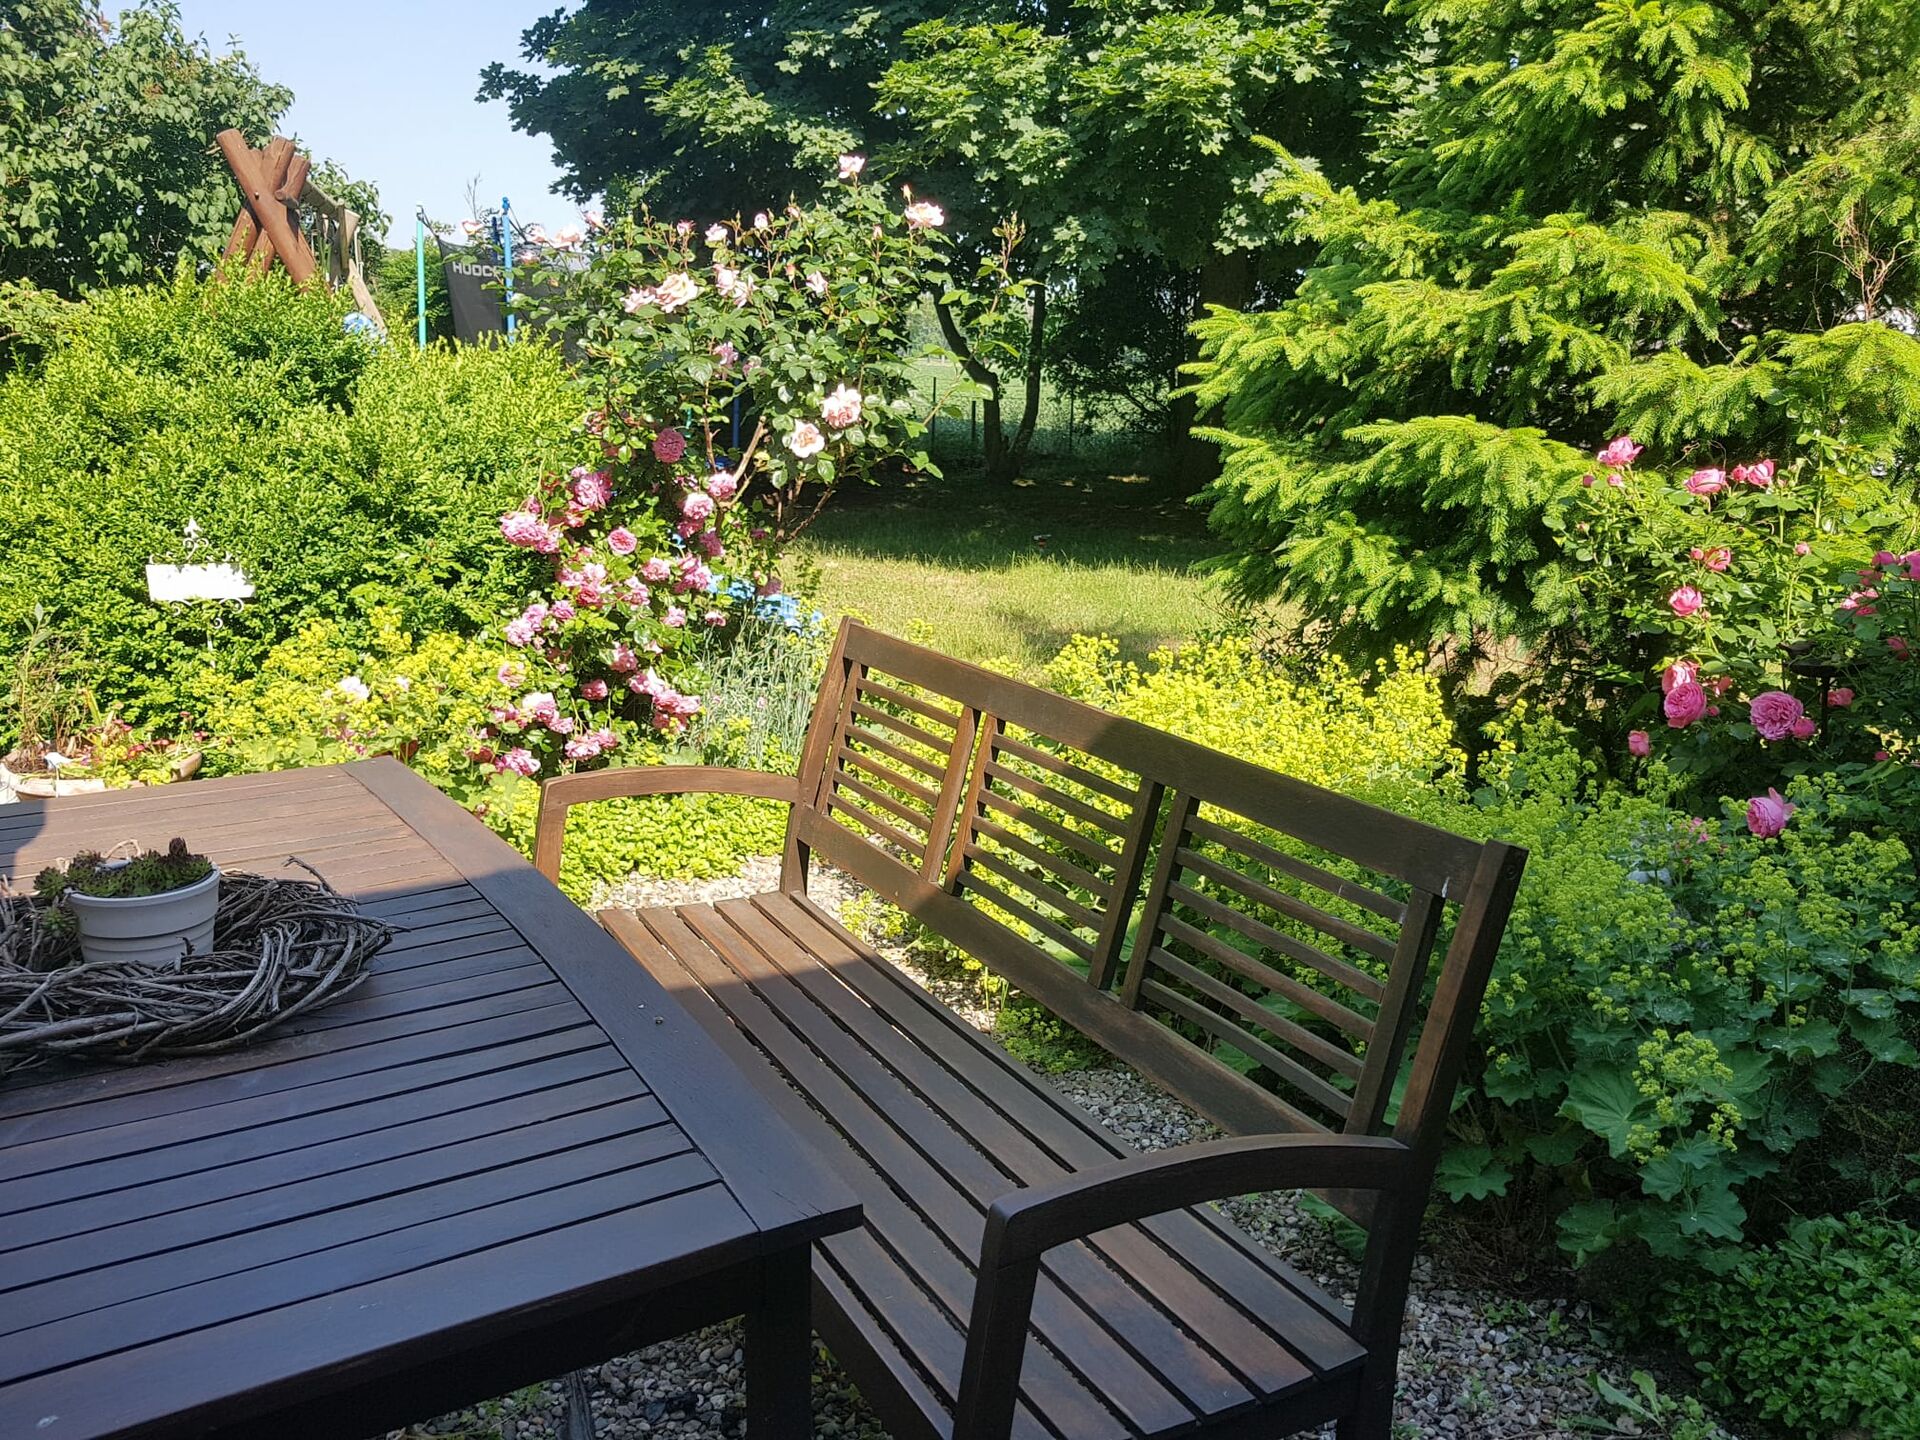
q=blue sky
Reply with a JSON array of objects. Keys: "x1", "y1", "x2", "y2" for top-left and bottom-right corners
[{"x1": 176, "y1": 1, "x2": 584, "y2": 246}]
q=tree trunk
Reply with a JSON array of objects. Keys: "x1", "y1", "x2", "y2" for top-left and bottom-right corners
[
  {"x1": 935, "y1": 287, "x2": 1047, "y2": 485},
  {"x1": 1003, "y1": 285, "x2": 1047, "y2": 478},
  {"x1": 1173, "y1": 248, "x2": 1255, "y2": 492}
]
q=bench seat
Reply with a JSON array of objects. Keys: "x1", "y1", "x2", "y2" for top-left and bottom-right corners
[{"x1": 605, "y1": 890, "x2": 1370, "y2": 1440}]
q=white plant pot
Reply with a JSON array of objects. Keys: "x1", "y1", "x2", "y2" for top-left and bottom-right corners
[{"x1": 67, "y1": 868, "x2": 221, "y2": 969}]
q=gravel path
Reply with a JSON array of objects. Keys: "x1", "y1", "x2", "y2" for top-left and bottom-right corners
[{"x1": 398, "y1": 861, "x2": 1739, "y2": 1440}]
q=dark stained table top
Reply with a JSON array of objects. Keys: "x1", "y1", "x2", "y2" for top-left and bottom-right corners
[{"x1": 0, "y1": 759, "x2": 860, "y2": 1439}]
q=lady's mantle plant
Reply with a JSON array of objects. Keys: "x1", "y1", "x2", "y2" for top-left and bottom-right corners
[{"x1": 487, "y1": 161, "x2": 972, "y2": 780}]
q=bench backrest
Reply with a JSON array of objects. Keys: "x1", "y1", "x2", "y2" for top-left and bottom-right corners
[{"x1": 784, "y1": 623, "x2": 1526, "y2": 1209}]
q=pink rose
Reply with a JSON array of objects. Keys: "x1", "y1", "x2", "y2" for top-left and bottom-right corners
[
  {"x1": 1664, "y1": 681, "x2": 1708, "y2": 728},
  {"x1": 572, "y1": 470, "x2": 612, "y2": 511},
  {"x1": 497, "y1": 661, "x2": 526, "y2": 689},
  {"x1": 712, "y1": 341, "x2": 738, "y2": 367},
  {"x1": 621, "y1": 578, "x2": 649, "y2": 607},
  {"x1": 608, "y1": 643, "x2": 637, "y2": 674},
  {"x1": 704, "y1": 609, "x2": 727, "y2": 627},
  {"x1": 1745, "y1": 788, "x2": 1795, "y2": 839},
  {"x1": 1685, "y1": 467, "x2": 1727, "y2": 496},
  {"x1": 1907, "y1": 551, "x2": 1920, "y2": 580},
  {"x1": 806, "y1": 271, "x2": 828, "y2": 297},
  {"x1": 1826, "y1": 687, "x2": 1855, "y2": 707},
  {"x1": 1731, "y1": 459, "x2": 1775, "y2": 488},
  {"x1": 705, "y1": 223, "x2": 728, "y2": 245},
  {"x1": 785, "y1": 421, "x2": 826, "y2": 458},
  {"x1": 1748, "y1": 690, "x2": 1806, "y2": 741},
  {"x1": 653, "y1": 428, "x2": 687, "y2": 464},
  {"x1": 1794, "y1": 541, "x2": 1811, "y2": 556},
  {"x1": 838, "y1": 154, "x2": 866, "y2": 180},
  {"x1": 821, "y1": 383, "x2": 863, "y2": 429},
  {"x1": 580, "y1": 679, "x2": 609, "y2": 700},
  {"x1": 663, "y1": 605, "x2": 687, "y2": 628},
  {"x1": 1689, "y1": 546, "x2": 1731, "y2": 571},
  {"x1": 622, "y1": 286, "x2": 656, "y2": 313},
  {"x1": 707, "y1": 472, "x2": 738, "y2": 500},
  {"x1": 1890, "y1": 636, "x2": 1911, "y2": 660},
  {"x1": 1596, "y1": 436, "x2": 1643, "y2": 468},
  {"x1": 903, "y1": 201, "x2": 945, "y2": 229},
  {"x1": 641, "y1": 556, "x2": 672, "y2": 583},
  {"x1": 652, "y1": 272, "x2": 700, "y2": 311},
  {"x1": 1790, "y1": 716, "x2": 1817, "y2": 740},
  {"x1": 681, "y1": 491, "x2": 715, "y2": 523},
  {"x1": 1662, "y1": 660, "x2": 1698, "y2": 693},
  {"x1": 1669, "y1": 585, "x2": 1704, "y2": 617},
  {"x1": 1628, "y1": 729, "x2": 1651, "y2": 758},
  {"x1": 607, "y1": 526, "x2": 638, "y2": 555},
  {"x1": 496, "y1": 748, "x2": 540, "y2": 778}
]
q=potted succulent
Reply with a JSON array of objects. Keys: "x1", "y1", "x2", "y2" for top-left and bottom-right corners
[{"x1": 37, "y1": 840, "x2": 221, "y2": 968}]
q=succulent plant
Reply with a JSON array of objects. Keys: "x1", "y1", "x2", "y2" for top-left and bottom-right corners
[{"x1": 36, "y1": 838, "x2": 213, "y2": 902}]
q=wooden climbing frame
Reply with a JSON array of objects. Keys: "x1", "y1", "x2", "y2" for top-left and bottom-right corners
[{"x1": 216, "y1": 129, "x2": 384, "y2": 328}]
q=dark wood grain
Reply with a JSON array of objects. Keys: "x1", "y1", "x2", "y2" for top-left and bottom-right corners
[{"x1": 0, "y1": 762, "x2": 859, "y2": 1440}]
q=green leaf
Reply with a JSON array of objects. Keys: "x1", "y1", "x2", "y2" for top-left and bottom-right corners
[
  {"x1": 1560, "y1": 1069, "x2": 1648, "y2": 1160},
  {"x1": 1436, "y1": 1143, "x2": 1513, "y2": 1201}
]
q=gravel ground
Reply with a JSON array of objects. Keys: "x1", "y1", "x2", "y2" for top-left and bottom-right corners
[{"x1": 399, "y1": 862, "x2": 1740, "y2": 1440}]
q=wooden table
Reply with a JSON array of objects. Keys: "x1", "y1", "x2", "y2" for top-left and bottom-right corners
[{"x1": 0, "y1": 759, "x2": 861, "y2": 1440}]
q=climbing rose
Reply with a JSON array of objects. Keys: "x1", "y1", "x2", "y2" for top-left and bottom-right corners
[
  {"x1": 1827, "y1": 688, "x2": 1855, "y2": 707},
  {"x1": 1665, "y1": 681, "x2": 1708, "y2": 728},
  {"x1": 607, "y1": 526, "x2": 638, "y2": 555},
  {"x1": 1732, "y1": 459, "x2": 1776, "y2": 488},
  {"x1": 1628, "y1": 730, "x2": 1651, "y2": 758},
  {"x1": 622, "y1": 286, "x2": 655, "y2": 313},
  {"x1": 653, "y1": 428, "x2": 687, "y2": 463},
  {"x1": 707, "y1": 472, "x2": 738, "y2": 501},
  {"x1": 641, "y1": 556, "x2": 672, "y2": 583},
  {"x1": 580, "y1": 679, "x2": 609, "y2": 700},
  {"x1": 1689, "y1": 546, "x2": 1731, "y2": 571},
  {"x1": 821, "y1": 384, "x2": 863, "y2": 429},
  {"x1": 1685, "y1": 468, "x2": 1727, "y2": 496},
  {"x1": 786, "y1": 421, "x2": 826, "y2": 458},
  {"x1": 1662, "y1": 660, "x2": 1698, "y2": 693},
  {"x1": 682, "y1": 491, "x2": 715, "y2": 523},
  {"x1": 1596, "y1": 436, "x2": 1642, "y2": 468},
  {"x1": 712, "y1": 341, "x2": 738, "y2": 367},
  {"x1": 903, "y1": 201, "x2": 945, "y2": 229},
  {"x1": 497, "y1": 748, "x2": 540, "y2": 778},
  {"x1": 704, "y1": 609, "x2": 727, "y2": 626},
  {"x1": 500, "y1": 509, "x2": 549, "y2": 548},
  {"x1": 496, "y1": 661, "x2": 526, "y2": 689},
  {"x1": 663, "y1": 605, "x2": 687, "y2": 628},
  {"x1": 1669, "y1": 586, "x2": 1705, "y2": 617},
  {"x1": 705, "y1": 223, "x2": 727, "y2": 245},
  {"x1": 838, "y1": 154, "x2": 865, "y2": 180},
  {"x1": 1749, "y1": 691, "x2": 1807, "y2": 741},
  {"x1": 571, "y1": 469, "x2": 612, "y2": 511},
  {"x1": 1745, "y1": 789, "x2": 1795, "y2": 838}
]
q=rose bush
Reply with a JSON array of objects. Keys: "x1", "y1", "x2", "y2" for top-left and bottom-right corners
[
  {"x1": 1559, "y1": 435, "x2": 1920, "y2": 833},
  {"x1": 484, "y1": 161, "x2": 974, "y2": 780}
]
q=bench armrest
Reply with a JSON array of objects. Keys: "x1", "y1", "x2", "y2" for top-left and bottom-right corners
[
  {"x1": 951, "y1": 1133, "x2": 1413, "y2": 1439},
  {"x1": 532, "y1": 766, "x2": 802, "y2": 881}
]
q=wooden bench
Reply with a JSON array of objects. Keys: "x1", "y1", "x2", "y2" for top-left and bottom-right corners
[{"x1": 534, "y1": 621, "x2": 1527, "y2": 1440}]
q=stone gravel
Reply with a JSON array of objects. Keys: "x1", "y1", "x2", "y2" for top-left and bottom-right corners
[{"x1": 398, "y1": 863, "x2": 1741, "y2": 1440}]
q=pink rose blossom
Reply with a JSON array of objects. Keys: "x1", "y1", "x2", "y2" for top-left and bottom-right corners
[
  {"x1": 1890, "y1": 636, "x2": 1911, "y2": 659},
  {"x1": 497, "y1": 661, "x2": 526, "y2": 689},
  {"x1": 752, "y1": 212, "x2": 770, "y2": 230},
  {"x1": 1732, "y1": 459, "x2": 1775, "y2": 488},
  {"x1": 704, "y1": 223, "x2": 728, "y2": 245},
  {"x1": 696, "y1": 530, "x2": 724, "y2": 558},
  {"x1": 572, "y1": 470, "x2": 612, "y2": 511},
  {"x1": 500, "y1": 508, "x2": 549, "y2": 548},
  {"x1": 681, "y1": 491, "x2": 715, "y2": 523},
  {"x1": 653, "y1": 272, "x2": 700, "y2": 311},
  {"x1": 607, "y1": 526, "x2": 638, "y2": 555},
  {"x1": 1685, "y1": 467, "x2": 1727, "y2": 496},
  {"x1": 712, "y1": 341, "x2": 738, "y2": 367},
  {"x1": 707, "y1": 472, "x2": 738, "y2": 500},
  {"x1": 1745, "y1": 788, "x2": 1795, "y2": 839},
  {"x1": 1906, "y1": 551, "x2": 1920, "y2": 580},
  {"x1": 1827, "y1": 688, "x2": 1855, "y2": 707},
  {"x1": 641, "y1": 556, "x2": 672, "y2": 583},
  {"x1": 653, "y1": 428, "x2": 688, "y2": 463},
  {"x1": 821, "y1": 383, "x2": 863, "y2": 429},
  {"x1": 663, "y1": 605, "x2": 687, "y2": 628},
  {"x1": 1662, "y1": 660, "x2": 1698, "y2": 693},
  {"x1": 704, "y1": 609, "x2": 727, "y2": 627},
  {"x1": 1628, "y1": 730, "x2": 1651, "y2": 758},
  {"x1": 520, "y1": 692, "x2": 560, "y2": 727},
  {"x1": 1794, "y1": 541, "x2": 1811, "y2": 556},
  {"x1": 1665, "y1": 681, "x2": 1708, "y2": 728},
  {"x1": 1581, "y1": 473, "x2": 1595, "y2": 488},
  {"x1": 1596, "y1": 436, "x2": 1643, "y2": 468},
  {"x1": 1749, "y1": 690, "x2": 1807, "y2": 741},
  {"x1": 1669, "y1": 585, "x2": 1705, "y2": 618},
  {"x1": 620, "y1": 578, "x2": 650, "y2": 607},
  {"x1": 549, "y1": 600, "x2": 576, "y2": 623},
  {"x1": 622, "y1": 286, "x2": 656, "y2": 313},
  {"x1": 496, "y1": 748, "x2": 540, "y2": 778},
  {"x1": 785, "y1": 421, "x2": 826, "y2": 459},
  {"x1": 806, "y1": 271, "x2": 829, "y2": 297},
  {"x1": 608, "y1": 643, "x2": 638, "y2": 674},
  {"x1": 580, "y1": 679, "x2": 609, "y2": 700},
  {"x1": 1689, "y1": 546, "x2": 1731, "y2": 571},
  {"x1": 903, "y1": 201, "x2": 945, "y2": 229},
  {"x1": 838, "y1": 154, "x2": 866, "y2": 180},
  {"x1": 1790, "y1": 716, "x2": 1817, "y2": 740}
]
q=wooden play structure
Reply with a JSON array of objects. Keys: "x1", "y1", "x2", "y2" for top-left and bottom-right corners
[{"x1": 215, "y1": 129, "x2": 383, "y2": 327}]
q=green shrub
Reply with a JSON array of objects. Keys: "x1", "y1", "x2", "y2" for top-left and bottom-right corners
[
  {"x1": 1657, "y1": 1213, "x2": 1920, "y2": 1437},
  {"x1": 0, "y1": 269, "x2": 578, "y2": 735},
  {"x1": 483, "y1": 779, "x2": 789, "y2": 904}
]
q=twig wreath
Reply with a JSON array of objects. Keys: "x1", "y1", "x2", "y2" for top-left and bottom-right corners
[{"x1": 0, "y1": 860, "x2": 393, "y2": 1076}]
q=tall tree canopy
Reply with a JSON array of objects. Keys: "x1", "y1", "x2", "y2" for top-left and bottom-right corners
[
  {"x1": 481, "y1": 1, "x2": 1379, "y2": 480},
  {"x1": 1188, "y1": 0, "x2": 1920, "y2": 664},
  {"x1": 0, "y1": 1, "x2": 290, "y2": 297}
]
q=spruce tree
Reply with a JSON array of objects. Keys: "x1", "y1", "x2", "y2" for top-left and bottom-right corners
[{"x1": 1188, "y1": 0, "x2": 1920, "y2": 667}]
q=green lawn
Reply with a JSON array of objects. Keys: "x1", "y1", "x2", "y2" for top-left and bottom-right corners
[{"x1": 794, "y1": 458, "x2": 1236, "y2": 674}]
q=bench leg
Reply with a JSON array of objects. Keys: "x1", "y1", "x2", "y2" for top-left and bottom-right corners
[
  {"x1": 1335, "y1": 1374, "x2": 1396, "y2": 1440},
  {"x1": 746, "y1": 1245, "x2": 813, "y2": 1439}
]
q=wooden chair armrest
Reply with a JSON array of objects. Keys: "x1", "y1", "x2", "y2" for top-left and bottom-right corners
[
  {"x1": 532, "y1": 766, "x2": 803, "y2": 881},
  {"x1": 952, "y1": 1134, "x2": 1413, "y2": 1440}
]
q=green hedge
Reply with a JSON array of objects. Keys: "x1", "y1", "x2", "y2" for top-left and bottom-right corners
[{"x1": 0, "y1": 268, "x2": 579, "y2": 734}]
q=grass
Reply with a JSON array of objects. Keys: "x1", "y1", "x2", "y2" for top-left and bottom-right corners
[{"x1": 794, "y1": 453, "x2": 1237, "y2": 675}]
